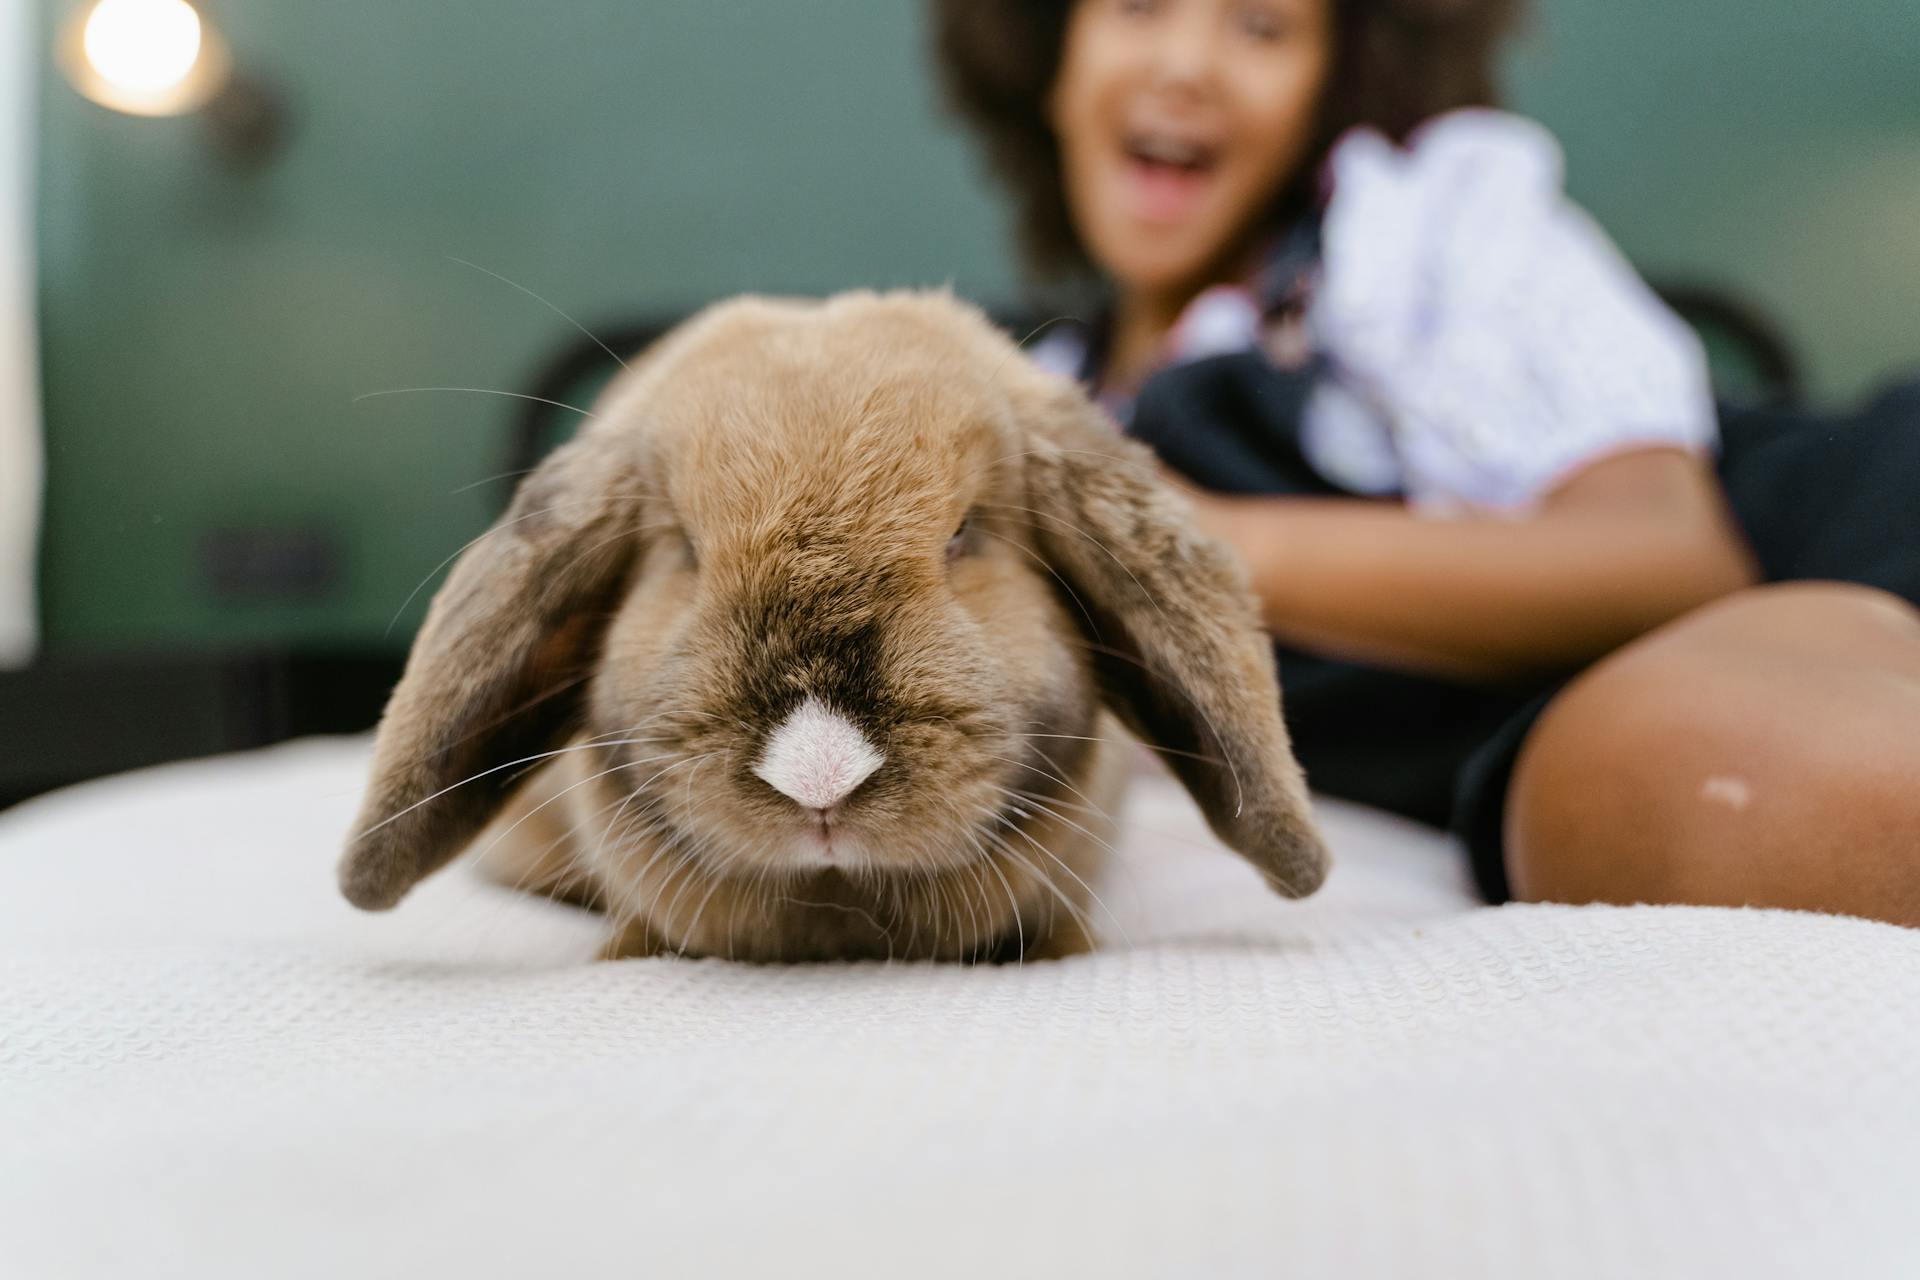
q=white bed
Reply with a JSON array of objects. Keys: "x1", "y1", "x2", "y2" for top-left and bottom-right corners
[{"x1": 3, "y1": 736, "x2": 1917, "y2": 1278}]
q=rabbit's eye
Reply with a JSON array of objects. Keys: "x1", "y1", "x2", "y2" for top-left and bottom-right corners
[
  {"x1": 665, "y1": 526, "x2": 698, "y2": 571},
  {"x1": 946, "y1": 514, "x2": 975, "y2": 564}
]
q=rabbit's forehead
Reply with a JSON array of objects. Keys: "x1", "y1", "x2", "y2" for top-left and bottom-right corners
[
  {"x1": 629, "y1": 294, "x2": 1039, "y2": 525},
  {"x1": 659, "y1": 376, "x2": 1014, "y2": 521}
]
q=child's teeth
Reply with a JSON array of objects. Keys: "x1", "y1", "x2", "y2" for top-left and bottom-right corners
[{"x1": 1137, "y1": 136, "x2": 1203, "y2": 165}]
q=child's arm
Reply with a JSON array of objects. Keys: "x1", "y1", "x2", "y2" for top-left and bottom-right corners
[{"x1": 1185, "y1": 447, "x2": 1758, "y2": 682}]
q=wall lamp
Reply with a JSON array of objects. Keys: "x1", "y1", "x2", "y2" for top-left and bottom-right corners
[{"x1": 56, "y1": 0, "x2": 287, "y2": 165}]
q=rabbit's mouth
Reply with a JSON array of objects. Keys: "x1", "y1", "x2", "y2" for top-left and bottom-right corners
[
  {"x1": 782, "y1": 817, "x2": 870, "y2": 871},
  {"x1": 770, "y1": 792, "x2": 1031, "y2": 877},
  {"x1": 646, "y1": 790, "x2": 1030, "y2": 882}
]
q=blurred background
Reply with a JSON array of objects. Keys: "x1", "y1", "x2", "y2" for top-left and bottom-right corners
[{"x1": 2, "y1": 0, "x2": 1916, "y2": 807}]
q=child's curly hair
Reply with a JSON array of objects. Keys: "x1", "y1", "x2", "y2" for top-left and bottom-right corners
[{"x1": 932, "y1": 0, "x2": 1525, "y2": 278}]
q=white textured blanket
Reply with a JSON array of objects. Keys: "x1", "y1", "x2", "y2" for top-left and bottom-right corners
[{"x1": 2, "y1": 737, "x2": 1916, "y2": 1279}]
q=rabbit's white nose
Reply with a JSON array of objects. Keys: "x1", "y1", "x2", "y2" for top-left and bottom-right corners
[{"x1": 754, "y1": 697, "x2": 885, "y2": 812}]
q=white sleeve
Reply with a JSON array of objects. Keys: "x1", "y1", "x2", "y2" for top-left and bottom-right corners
[{"x1": 1307, "y1": 110, "x2": 1718, "y2": 512}]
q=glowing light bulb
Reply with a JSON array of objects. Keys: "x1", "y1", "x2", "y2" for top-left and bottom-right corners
[
  {"x1": 81, "y1": 0, "x2": 203, "y2": 97},
  {"x1": 59, "y1": 0, "x2": 230, "y2": 117}
]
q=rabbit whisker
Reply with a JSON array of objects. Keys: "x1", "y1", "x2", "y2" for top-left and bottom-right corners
[
  {"x1": 770, "y1": 894, "x2": 896, "y2": 953},
  {"x1": 382, "y1": 499, "x2": 670, "y2": 639},
  {"x1": 660, "y1": 824, "x2": 733, "y2": 955},
  {"x1": 447, "y1": 255, "x2": 631, "y2": 372},
  {"x1": 576, "y1": 751, "x2": 706, "y2": 928},
  {"x1": 1057, "y1": 637, "x2": 1249, "y2": 819},
  {"x1": 460, "y1": 752, "x2": 685, "y2": 887},
  {"x1": 670, "y1": 759, "x2": 744, "y2": 951},
  {"x1": 981, "y1": 790, "x2": 1125, "y2": 943},
  {"x1": 498, "y1": 788, "x2": 630, "y2": 909},
  {"x1": 952, "y1": 843, "x2": 992, "y2": 960},
  {"x1": 976, "y1": 836, "x2": 1026, "y2": 964},
  {"x1": 600, "y1": 789, "x2": 684, "y2": 923},
  {"x1": 992, "y1": 769, "x2": 1147, "y2": 920},
  {"x1": 1020, "y1": 730, "x2": 1225, "y2": 769},
  {"x1": 933, "y1": 790, "x2": 1038, "y2": 960},
  {"x1": 985, "y1": 756, "x2": 1118, "y2": 853},
  {"x1": 639, "y1": 754, "x2": 739, "y2": 947},
  {"x1": 354, "y1": 737, "x2": 679, "y2": 840},
  {"x1": 973, "y1": 526, "x2": 1102, "y2": 640},
  {"x1": 980, "y1": 499, "x2": 1172, "y2": 629},
  {"x1": 448, "y1": 467, "x2": 536, "y2": 496},
  {"x1": 972, "y1": 312, "x2": 1085, "y2": 399},
  {"x1": 978, "y1": 824, "x2": 1100, "y2": 944},
  {"x1": 674, "y1": 847, "x2": 744, "y2": 958},
  {"x1": 353, "y1": 386, "x2": 599, "y2": 418}
]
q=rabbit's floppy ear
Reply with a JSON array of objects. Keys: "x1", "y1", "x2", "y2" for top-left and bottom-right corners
[
  {"x1": 338, "y1": 431, "x2": 643, "y2": 910},
  {"x1": 1021, "y1": 380, "x2": 1329, "y2": 897}
]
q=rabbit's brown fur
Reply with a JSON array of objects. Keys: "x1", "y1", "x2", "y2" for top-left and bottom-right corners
[{"x1": 340, "y1": 290, "x2": 1326, "y2": 961}]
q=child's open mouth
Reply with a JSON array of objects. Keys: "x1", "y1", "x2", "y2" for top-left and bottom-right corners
[{"x1": 1120, "y1": 131, "x2": 1220, "y2": 224}]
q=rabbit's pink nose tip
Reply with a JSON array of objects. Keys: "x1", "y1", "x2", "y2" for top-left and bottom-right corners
[{"x1": 753, "y1": 697, "x2": 884, "y2": 811}]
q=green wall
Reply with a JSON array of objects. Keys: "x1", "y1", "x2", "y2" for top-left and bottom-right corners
[
  {"x1": 1508, "y1": 0, "x2": 1920, "y2": 398},
  {"x1": 34, "y1": 0, "x2": 1920, "y2": 655},
  {"x1": 35, "y1": 0, "x2": 1017, "y2": 654}
]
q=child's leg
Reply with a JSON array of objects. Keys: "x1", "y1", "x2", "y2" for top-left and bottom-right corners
[{"x1": 1502, "y1": 582, "x2": 1920, "y2": 926}]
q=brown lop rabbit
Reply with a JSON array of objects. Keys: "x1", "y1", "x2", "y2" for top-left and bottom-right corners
[{"x1": 338, "y1": 290, "x2": 1327, "y2": 961}]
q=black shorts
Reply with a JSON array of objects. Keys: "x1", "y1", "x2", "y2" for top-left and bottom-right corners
[{"x1": 1131, "y1": 360, "x2": 1920, "y2": 901}]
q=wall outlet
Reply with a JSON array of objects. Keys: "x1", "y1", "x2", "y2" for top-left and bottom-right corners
[{"x1": 198, "y1": 527, "x2": 343, "y2": 602}]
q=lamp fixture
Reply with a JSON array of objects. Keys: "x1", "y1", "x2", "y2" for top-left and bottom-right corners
[
  {"x1": 57, "y1": 0, "x2": 286, "y2": 165},
  {"x1": 61, "y1": 0, "x2": 228, "y2": 118}
]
